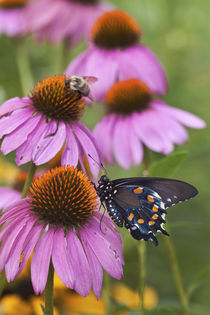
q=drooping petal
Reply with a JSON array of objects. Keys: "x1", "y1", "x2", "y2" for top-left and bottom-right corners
[
  {"x1": 0, "y1": 97, "x2": 31, "y2": 117},
  {"x1": 127, "y1": 118, "x2": 144, "y2": 165},
  {"x1": 0, "y1": 200, "x2": 29, "y2": 226},
  {"x1": 33, "y1": 121, "x2": 66, "y2": 165},
  {"x1": 31, "y1": 228, "x2": 54, "y2": 295},
  {"x1": 118, "y1": 45, "x2": 168, "y2": 95},
  {"x1": 72, "y1": 123, "x2": 100, "y2": 178},
  {"x1": 152, "y1": 100, "x2": 206, "y2": 129},
  {"x1": 5, "y1": 218, "x2": 36, "y2": 281},
  {"x1": 66, "y1": 229, "x2": 91, "y2": 297},
  {"x1": 79, "y1": 229, "x2": 103, "y2": 299},
  {"x1": 52, "y1": 228, "x2": 74, "y2": 288},
  {"x1": 1, "y1": 114, "x2": 41, "y2": 155},
  {"x1": 0, "y1": 107, "x2": 34, "y2": 138},
  {"x1": 82, "y1": 224, "x2": 123, "y2": 280},
  {"x1": 113, "y1": 117, "x2": 132, "y2": 169},
  {"x1": 61, "y1": 125, "x2": 79, "y2": 167}
]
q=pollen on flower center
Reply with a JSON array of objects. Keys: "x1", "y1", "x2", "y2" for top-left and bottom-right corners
[
  {"x1": 91, "y1": 10, "x2": 141, "y2": 49},
  {"x1": 105, "y1": 79, "x2": 152, "y2": 115},
  {"x1": 0, "y1": 0, "x2": 26, "y2": 8},
  {"x1": 30, "y1": 75, "x2": 85, "y2": 122},
  {"x1": 68, "y1": 0, "x2": 99, "y2": 5},
  {"x1": 28, "y1": 166, "x2": 98, "y2": 228}
]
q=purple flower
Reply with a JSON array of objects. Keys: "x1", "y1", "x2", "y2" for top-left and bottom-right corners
[
  {"x1": 0, "y1": 166, "x2": 124, "y2": 298},
  {"x1": 66, "y1": 10, "x2": 168, "y2": 101},
  {"x1": 23, "y1": 0, "x2": 113, "y2": 45},
  {"x1": 0, "y1": 75, "x2": 101, "y2": 178},
  {"x1": 93, "y1": 79, "x2": 206, "y2": 169},
  {"x1": 0, "y1": 0, "x2": 28, "y2": 36}
]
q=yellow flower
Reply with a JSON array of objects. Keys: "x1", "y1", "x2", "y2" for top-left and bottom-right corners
[{"x1": 0, "y1": 294, "x2": 31, "y2": 315}]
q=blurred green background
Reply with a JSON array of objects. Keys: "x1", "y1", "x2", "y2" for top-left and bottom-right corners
[{"x1": 0, "y1": 0, "x2": 210, "y2": 314}]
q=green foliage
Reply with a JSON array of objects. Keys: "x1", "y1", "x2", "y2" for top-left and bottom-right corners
[{"x1": 149, "y1": 151, "x2": 188, "y2": 177}]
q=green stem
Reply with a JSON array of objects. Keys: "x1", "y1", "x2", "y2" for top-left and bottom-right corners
[
  {"x1": 0, "y1": 270, "x2": 6, "y2": 298},
  {"x1": 138, "y1": 241, "x2": 146, "y2": 315},
  {"x1": 103, "y1": 273, "x2": 112, "y2": 315},
  {"x1": 45, "y1": 261, "x2": 54, "y2": 315},
  {"x1": 21, "y1": 162, "x2": 36, "y2": 198},
  {"x1": 60, "y1": 39, "x2": 70, "y2": 73},
  {"x1": 164, "y1": 229, "x2": 190, "y2": 315},
  {"x1": 14, "y1": 38, "x2": 34, "y2": 96}
]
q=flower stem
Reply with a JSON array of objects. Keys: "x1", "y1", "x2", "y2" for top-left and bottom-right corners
[
  {"x1": 138, "y1": 241, "x2": 146, "y2": 315},
  {"x1": 21, "y1": 162, "x2": 36, "y2": 198},
  {"x1": 138, "y1": 146, "x2": 150, "y2": 315},
  {"x1": 14, "y1": 38, "x2": 34, "y2": 96},
  {"x1": 45, "y1": 261, "x2": 54, "y2": 315},
  {"x1": 103, "y1": 273, "x2": 112, "y2": 315},
  {"x1": 0, "y1": 270, "x2": 6, "y2": 298},
  {"x1": 164, "y1": 229, "x2": 190, "y2": 315},
  {"x1": 60, "y1": 39, "x2": 70, "y2": 73}
]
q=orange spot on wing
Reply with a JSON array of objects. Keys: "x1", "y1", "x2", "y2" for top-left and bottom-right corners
[
  {"x1": 128, "y1": 213, "x2": 134, "y2": 221},
  {"x1": 148, "y1": 221, "x2": 155, "y2": 226},
  {"x1": 137, "y1": 218, "x2": 144, "y2": 224},
  {"x1": 147, "y1": 195, "x2": 154, "y2": 203},
  {"x1": 152, "y1": 205, "x2": 158, "y2": 212},
  {"x1": 152, "y1": 214, "x2": 158, "y2": 220},
  {"x1": 133, "y1": 187, "x2": 143, "y2": 194}
]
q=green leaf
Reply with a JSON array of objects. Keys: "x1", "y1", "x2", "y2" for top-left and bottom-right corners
[
  {"x1": 40, "y1": 304, "x2": 46, "y2": 315},
  {"x1": 149, "y1": 151, "x2": 188, "y2": 177},
  {"x1": 187, "y1": 265, "x2": 210, "y2": 298}
]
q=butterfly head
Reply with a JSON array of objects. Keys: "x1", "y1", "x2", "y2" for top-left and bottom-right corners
[{"x1": 96, "y1": 175, "x2": 115, "y2": 201}]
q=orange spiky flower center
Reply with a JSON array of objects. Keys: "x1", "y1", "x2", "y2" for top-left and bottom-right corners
[
  {"x1": 28, "y1": 166, "x2": 98, "y2": 228},
  {"x1": 12, "y1": 172, "x2": 27, "y2": 192},
  {"x1": 30, "y1": 75, "x2": 85, "y2": 122},
  {"x1": 0, "y1": 0, "x2": 26, "y2": 8},
  {"x1": 91, "y1": 10, "x2": 141, "y2": 49},
  {"x1": 68, "y1": 0, "x2": 99, "y2": 5},
  {"x1": 105, "y1": 79, "x2": 152, "y2": 115}
]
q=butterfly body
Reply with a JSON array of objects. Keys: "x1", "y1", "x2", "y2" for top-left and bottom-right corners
[{"x1": 96, "y1": 175, "x2": 198, "y2": 246}]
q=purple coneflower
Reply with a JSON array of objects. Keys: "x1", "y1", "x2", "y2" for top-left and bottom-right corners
[
  {"x1": 66, "y1": 10, "x2": 168, "y2": 101},
  {"x1": 0, "y1": 0, "x2": 27, "y2": 36},
  {"x1": 0, "y1": 172, "x2": 26, "y2": 210},
  {"x1": 0, "y1": 75, "x2": 101, "y2": 178},
  {"x1": 93, "y1": 79, "x2": 206, "y2": 169},
  {"x1": 0, "y1": 166, "x2": 124, "y2": 297},
  {"x1": 23, "y1": 0, "x2": 113, "y2": 45}
]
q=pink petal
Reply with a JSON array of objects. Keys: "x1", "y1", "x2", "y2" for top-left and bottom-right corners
[
  {"x1": 79, "y1": 229, "x2": 103, "y2": 299},
  {"x1": 0, "y1": 201, "x2": 29, "y2": 226},
  {"x1": 0, "y1": 107, "x2": 34, "y2": 138},
  {"x1": 66, "y1": 229, "x2": 91, "y2": 297},
  {"x1": 152, "y1": 100, "x2": 206, "y2": 129},
  {"x1": 113, "y1": 117, "x2": 132, "y2": 169},
  {"x1": 0, "y1": 97, "x2": 31, "y2": 117},
  {"x1": 118, "y1": 45, "x2": 168, "y2": 95},
  {"x1": 33, "y1": 121, "x2": 66, "y2": 165},
  {"x1": 61, "y1": 125, "x2": 79, "y2": 167},
  {"x1": 5, "y1": 218, "x2": 36, "y2": 281},
  {"x1": 52, "y1": 228, "x2": 74, "y2": 288},
  {"x1": 128, "y1": 122, "x2": 144, "y2": 165},
  {"x1": 82, "y1": 224, "x2": 123, "y2": 280},
  {"x1": 0, "y1": 188, "x2": 21, "y2": 210},
  {"x1": 0, "y1": 216, "x2": 30, "y2": 272},
  {"x1": 15, "y1": 222, "x2": 44, "y2": 278},
  {"x1": 1, "y1": 114, "x2": 41, "y2": 155},
  {"x1": 93, "y1": 114, "x2": 116, "y2": 164},
  {"x1": 16, "y1": 117, "x2": 48, "y2": 165},
  {"x1": 72, "y1": 123, "x2": 100, "y2": 178},
  {"x1": 31, "y1": 228, "x2": 54, "y2": 295}
]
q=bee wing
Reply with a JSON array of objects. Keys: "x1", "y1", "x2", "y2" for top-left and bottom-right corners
[{"x1": 82, "y1": 76, "x2": 98, "y2": 84}]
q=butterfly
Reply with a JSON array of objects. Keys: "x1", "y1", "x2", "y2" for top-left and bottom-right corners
[{"x1": 96, "y1": 176, "x2": 198, "y2": 246}]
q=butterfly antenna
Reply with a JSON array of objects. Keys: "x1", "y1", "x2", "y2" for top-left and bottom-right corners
[{"x1": 87, "y1": 154, "x2": 106, "y2": 174}]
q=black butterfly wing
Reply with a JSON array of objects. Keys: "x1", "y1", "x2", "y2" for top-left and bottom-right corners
[
  {"x1": 111, "y1": 185, "x2": 168, "y2": 246},
  {"x1": 112, "y1": 177, "x2": 198, "y2": 209}
]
